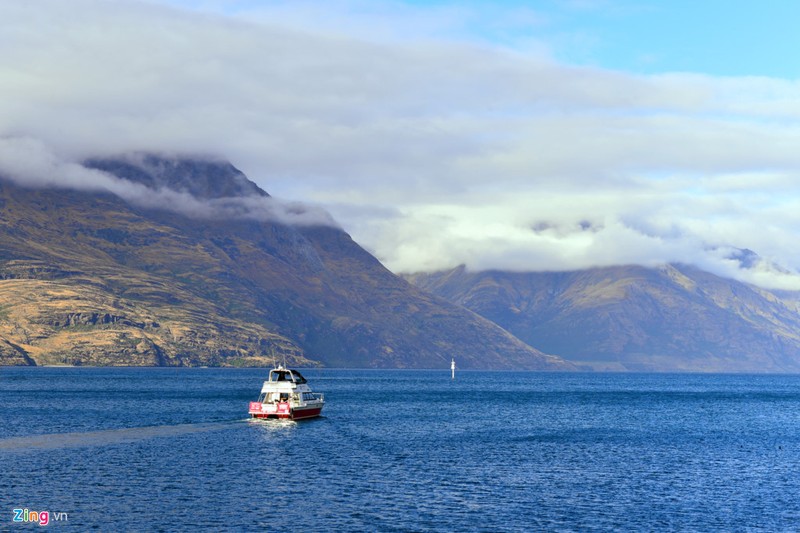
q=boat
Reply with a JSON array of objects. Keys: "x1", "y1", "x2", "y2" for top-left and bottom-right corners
[{"x1": 248, "y1": 366, "x2": 325, "y2": 420}]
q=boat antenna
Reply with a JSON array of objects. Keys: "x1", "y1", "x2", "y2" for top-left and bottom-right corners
[{"x1": 269, "y1": 345, "x2": 277, "y2": 369}]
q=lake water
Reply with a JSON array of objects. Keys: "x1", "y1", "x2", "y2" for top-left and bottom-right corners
[{"x1": 2, "y1": 368, "x2": 800, "y2": 531}]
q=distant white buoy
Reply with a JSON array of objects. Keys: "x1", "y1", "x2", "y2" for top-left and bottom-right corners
[{"x1": 451, "y1": 358, "x2": 455, "y2": 380}]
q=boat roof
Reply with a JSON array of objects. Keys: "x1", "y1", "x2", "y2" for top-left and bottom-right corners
[{"x1": 267, "y1": 367, "x2": 308, "y2": 384}]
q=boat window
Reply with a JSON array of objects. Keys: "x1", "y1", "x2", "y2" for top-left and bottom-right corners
[
  {"x1": 257, "y1": 393, "x2": 267, "y2": 403},
  {"x1": 288, "y1": 370, "x2": 307, "y2": 384}
]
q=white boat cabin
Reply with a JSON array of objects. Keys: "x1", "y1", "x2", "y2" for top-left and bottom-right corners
[{"x1": 255, "y1": 368, "x2": 323, "y2": 405}]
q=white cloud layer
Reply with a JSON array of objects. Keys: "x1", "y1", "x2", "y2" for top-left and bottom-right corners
[
  {"x1": 0, "y1": 137, "x2": 335, "y2": 226},
  {"x1": 3, "y1": 0, "x2": 800, "y2": 288}
]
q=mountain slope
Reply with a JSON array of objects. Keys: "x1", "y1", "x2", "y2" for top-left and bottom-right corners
[
  {"x1": 0, "y1": 156, "x2": 574, "y2": 370},
  {"x1": 407, "y1": 265, "x2": 800, "y2": 372}
]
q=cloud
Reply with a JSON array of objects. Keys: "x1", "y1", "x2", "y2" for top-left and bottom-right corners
[
  {"x1": 2, "y1": 0, "x2": 800, "y2": 288},
  {"x1": 0, "y1": 137, "x2": 336, "y2": 226},
  {"x1": 357, "y1": 186, "x2": 800, "y2": 290}
]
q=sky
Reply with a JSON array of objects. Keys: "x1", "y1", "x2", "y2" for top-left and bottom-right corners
[{"x1": 2, "y1": 0, "x2": 800, "y2": 288}]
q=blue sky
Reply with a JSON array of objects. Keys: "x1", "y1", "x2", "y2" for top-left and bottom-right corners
[
  {"x1": 178, "y1": 0, "x2": 800, "y2": 77},
  {"x1": 401, "y1": 0, "x2": 800, "y2": 77},
  {"x1": 3, "y1": 0, "x2": 800, "y2": 287},
  {"x1": 525, "y1": 0, "x2": 800, "y2": 77}
]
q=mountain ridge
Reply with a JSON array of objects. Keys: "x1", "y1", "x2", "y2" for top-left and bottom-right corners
[
  {"x1": 406, "y1": 264, "x2": 800, "y2": 372},
  {"x1": 0, "y1": 155, "x2": 574, "y2": 370},
  {"x1": 84, "y1": 155, "x2": 269, "y2": 200}
]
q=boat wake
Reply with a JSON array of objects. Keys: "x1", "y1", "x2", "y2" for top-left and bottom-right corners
[
  {"x1": 0, "y1": 420, "x2": 244, "y2": 452},
  {"x1": 247, "y1": 417, "x2": 298, "y2": 429}
]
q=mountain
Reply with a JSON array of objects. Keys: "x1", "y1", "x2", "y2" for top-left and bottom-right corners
[
  {"x1": 406, "y1": 264, "x2": 800, "y2": 372},
  {"x1": 0, "y1": 155, "x2": 574, "y2": 370}
]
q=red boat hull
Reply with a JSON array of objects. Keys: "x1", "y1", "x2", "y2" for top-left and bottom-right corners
[{"x1": 250, "y1": 406, "x2": 323, "y2": 420}]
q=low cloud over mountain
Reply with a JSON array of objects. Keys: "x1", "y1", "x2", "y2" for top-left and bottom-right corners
[{"x1": 0, "y1": 138, "x2": 336, "y2": 227}]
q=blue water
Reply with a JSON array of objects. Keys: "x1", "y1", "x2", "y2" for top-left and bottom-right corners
[{"x1": 2, "y1": 369, "x2": 800, "y2": 531}]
